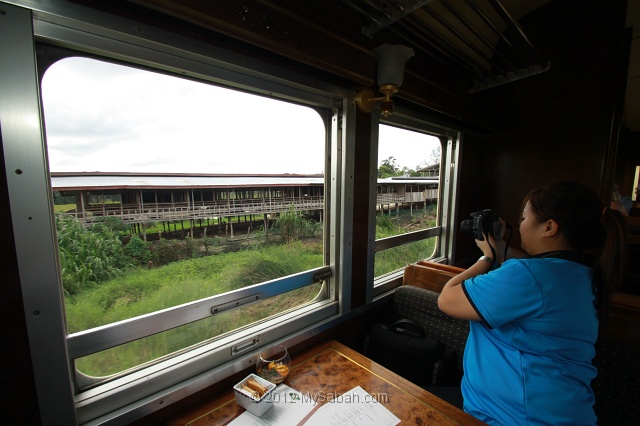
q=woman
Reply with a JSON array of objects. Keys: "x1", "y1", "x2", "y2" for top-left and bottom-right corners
[{"x1": 438, "y1": 182, "x2": 627, "y2": 425}]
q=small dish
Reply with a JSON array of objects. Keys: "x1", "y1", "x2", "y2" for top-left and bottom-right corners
[{"x1": 233, "y1": 373, "x2": 277, "y2": 416}]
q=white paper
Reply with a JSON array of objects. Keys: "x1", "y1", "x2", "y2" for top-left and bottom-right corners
[
  {"x1": 229, "y1": 384, "x2": 317, "y2": 426},
  {"x1": 303, "y1": 386, "x2": 400, "y2": 426}
]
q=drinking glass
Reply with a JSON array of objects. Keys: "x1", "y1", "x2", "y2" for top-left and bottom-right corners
[{"x1": 256, "y1": 345, "x2": 291, "y2": 384}]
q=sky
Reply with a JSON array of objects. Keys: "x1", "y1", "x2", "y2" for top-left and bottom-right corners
[{"x1": 41, "y1": 57, "x2": 440, "y2": 175}]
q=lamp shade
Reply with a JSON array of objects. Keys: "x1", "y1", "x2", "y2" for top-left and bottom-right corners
[{"x1": 373, "y1": 44, "x2": 415, "y2": 87}]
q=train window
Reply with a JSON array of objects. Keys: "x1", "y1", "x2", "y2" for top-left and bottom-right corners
[
  {"x1": 40, "y1": 57, "x2": 334, "y2": 394},
  {"x1": 2, "y1": 3, "x2": 460, "y2": 420},
  {"x1": 374, "y1": 125, "x2": 442, "y2": 279}
]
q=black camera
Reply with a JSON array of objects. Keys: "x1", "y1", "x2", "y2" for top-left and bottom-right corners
[{"x1": 460, "y1": 209, "x2": 501, "y2": 241}]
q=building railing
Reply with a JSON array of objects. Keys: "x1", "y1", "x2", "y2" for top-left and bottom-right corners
[
  {"x1": 71, "y1": 196, "x2": 325, "y2": 225},
  {"x1": 64, "y1": 192, "x2": 437, "y2": 226}
]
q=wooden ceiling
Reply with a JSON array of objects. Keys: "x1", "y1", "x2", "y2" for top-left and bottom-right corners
[
  {"x1": 76, "y1": 0, "x2": 637, "y2": 132},
  {"x1": 123, "y1": 0, "x2": 551, "y2": 90},
  {"x1": 338, "y1": 0, "x2": 552, "y2": 93}
]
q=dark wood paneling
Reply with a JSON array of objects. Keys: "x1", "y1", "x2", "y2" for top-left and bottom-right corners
[
  {"x1": 455, "y1": 0, "x2": 628, "y2": 258},
  {"x1": 130, "y1": 0, "x2": 375, "y2": 85},
  {"x1": 350, "y1": 108, "x2": 375, "y2": 310}
]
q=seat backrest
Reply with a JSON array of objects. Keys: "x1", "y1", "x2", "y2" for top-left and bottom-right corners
[
  {"x1": 402, "y1": 261, "x2": 465, "y2": 293},
  {"x1": 388, "y1": 285, "x2": 469, "y2": 376}
]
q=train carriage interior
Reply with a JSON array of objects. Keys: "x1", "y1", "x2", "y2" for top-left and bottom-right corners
[{"x1": 1, "y1": 0, "x2": 639, "y2": 425}]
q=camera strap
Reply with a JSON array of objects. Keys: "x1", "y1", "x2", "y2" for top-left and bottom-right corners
[
  {"x1": 487, "y1": 222, "x2": 513, "y2": 269},
  {"x1": 531, "y1": 250, "x2": 595, "y2": 268}
]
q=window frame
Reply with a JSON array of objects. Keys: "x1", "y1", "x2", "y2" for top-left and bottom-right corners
[
  {"x1": 1, "y1": 2, "x2": 463, "y2": 424},
  {"x1": 1, "y1": 2, "x2": 356, "y2": 424},
  {"x1": 371, "y1": 111, "x2": 462, "y2": 298}
]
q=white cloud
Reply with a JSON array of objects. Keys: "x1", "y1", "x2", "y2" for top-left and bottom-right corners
[
  {"x1": 378, "y1": 125, "x2": 441, "y2": 170},
  {"x1": 41, "y1": 56, "x2": 439, "y2": 174}
]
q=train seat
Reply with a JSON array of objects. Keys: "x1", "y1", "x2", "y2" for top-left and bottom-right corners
[
  {"x1": 592, "y1": 338, "x2": 640, "y2": 426},
  {"x1": 388, "y1": 284, "x2": 469, "y2": 378}
]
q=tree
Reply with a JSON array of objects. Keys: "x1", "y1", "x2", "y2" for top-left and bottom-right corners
[
  {"x1": 53, "y1": 191, "x2": 76, "y2": 205},
  {"x1": 378, "y1": 156, "x2": 400, "y2": 178},
  {"x1": 416, "y1": 146, "x2": 442, "y2": 175},
  {"x1": 402, "y1": 166, "x2": 421, "y2": 177},
  {"x1": 429, "y1": 146, "x2": 441, "y2": 165}
]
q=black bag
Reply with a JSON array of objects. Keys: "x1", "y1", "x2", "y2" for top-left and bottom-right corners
[{"x1": 364, "y1": 318, "x2": 459, "y2": 387}]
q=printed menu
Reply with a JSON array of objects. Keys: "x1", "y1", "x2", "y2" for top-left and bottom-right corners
[{"x1": 230, "y1": 385, "x2": 399, "y2": 426}]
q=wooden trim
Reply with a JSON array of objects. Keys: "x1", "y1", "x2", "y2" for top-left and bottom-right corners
[
  {"x1": 403, "y1": 260, "x2": 464, "y2": 293},
  {"x1": 129, "y1": 0, "x2": 375, "y2": 85}
]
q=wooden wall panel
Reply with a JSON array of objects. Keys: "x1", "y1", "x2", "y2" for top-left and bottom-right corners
[{"x1": 454, "y1": 0, "x2": 628, "y2": 257}]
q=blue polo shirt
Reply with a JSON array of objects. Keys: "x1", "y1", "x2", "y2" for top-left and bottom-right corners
[{"x1": 461, "y1": 257, "x2": 598, "y2": 425}]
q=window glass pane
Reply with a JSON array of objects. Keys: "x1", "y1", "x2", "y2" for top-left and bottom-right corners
[
  {"x1": 375, "y1": 237, "x2": 437, "y2": 277},
  {"x1": 77, "y1": 281, "x2": 323, "y2": 377},
  {"x1": 41, "y1": 57, "x2": 327, "y2": 373},
  {"x1": 64, "y1": 242, "x2": 324, "y2": 332},
  {"x1": 375, "y1": 125, "x2": 441, "y2": 276}
]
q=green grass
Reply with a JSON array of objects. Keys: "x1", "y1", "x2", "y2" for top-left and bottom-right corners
[
  {"x1": 54, "y1": 204, "x2": 76, "y2": 214},
  {"x1": 67, "y1": 241, "x2": 323, "y2": 377},
  {"x1": 66, "y1": 241, "x2": 323, "y2": 332},
  {"x1": 375, "y1": 238, "x2": 436, "y2": 276},
  {"x1": 374, "y1": 211, "x2": 437, "y2": 276},
  {"x1": 75, "y1": 282, "x2": 323, "y2": 377}
]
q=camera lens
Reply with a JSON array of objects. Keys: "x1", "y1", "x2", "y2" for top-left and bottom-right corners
[{"x1": 460, "y1": 219, "x2": 475, "y2": 236}]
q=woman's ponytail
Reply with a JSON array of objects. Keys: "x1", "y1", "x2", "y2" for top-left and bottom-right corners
[
  {"x1": 525, "y1": 182, "x2": 628, "y2": 320},
  {"x1": 594, "y1": 208, "x2": 628, "y2": 320}
]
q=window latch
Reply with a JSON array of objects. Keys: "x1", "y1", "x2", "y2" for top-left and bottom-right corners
[{"x1": 313, "y1": 268, "x2": 332, "y2": 283}]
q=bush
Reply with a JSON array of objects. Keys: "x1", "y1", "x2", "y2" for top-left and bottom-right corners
[
  {"x1": 202, "y1": 236, "x2": 224, "y2": 253},
  {"x1": 184, "y1": 237, "x2": 199, "y2": 258},
  {"x1": 102, "y1": 216, "x2": 130, "y2": 233},
  {"x1": 375, "y1": 214, "x2": 396, "y2": 236},
  {"x1": 273, "y1": 206, "x2": 313, "y2": 242},
  {"x1": 124, "y1": 235, "x2": 153, "y2": 265},
  {"x1": 153, "y1": 239, "x2": 180, "y2": 265},
  {"x1": 152, "y1": 237, "x2": 204, "y2": 265},
  {"x1": 56, "y1": 215, "x2": 129, "y2": 295},
  {"x1": 300, "y1": 221, "x2": 322, "y2": 238}
]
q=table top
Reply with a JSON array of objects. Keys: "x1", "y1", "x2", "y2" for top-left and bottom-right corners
[{"x1": 167, "y1": 339, "x2": 484, "y2": 425}]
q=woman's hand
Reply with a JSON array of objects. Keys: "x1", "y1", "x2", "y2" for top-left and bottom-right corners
[
  {"x1": 475, "y1": 234, "x2": 494, "y2": 258},
  {"x1": 476, "y1": 219, "x2": 507, "y2": 261}
]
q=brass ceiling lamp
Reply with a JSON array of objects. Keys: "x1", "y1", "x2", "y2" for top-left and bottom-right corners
[{"x1": 355, "y1": 44, "x2": 415, "y2": 117}]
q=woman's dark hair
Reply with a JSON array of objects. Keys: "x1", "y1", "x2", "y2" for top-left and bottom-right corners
[{"x1": 523, "y1": 181, "x2": 627, "y2": 319}]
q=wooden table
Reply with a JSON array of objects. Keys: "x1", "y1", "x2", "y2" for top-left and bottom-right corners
[{"x1": 167, "y1": 340, "x2": 484, "y2": 425}]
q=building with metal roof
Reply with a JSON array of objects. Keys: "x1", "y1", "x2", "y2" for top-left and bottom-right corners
[{"x1": 51, "y1": 172, "x2": 438, "y2": 228}]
